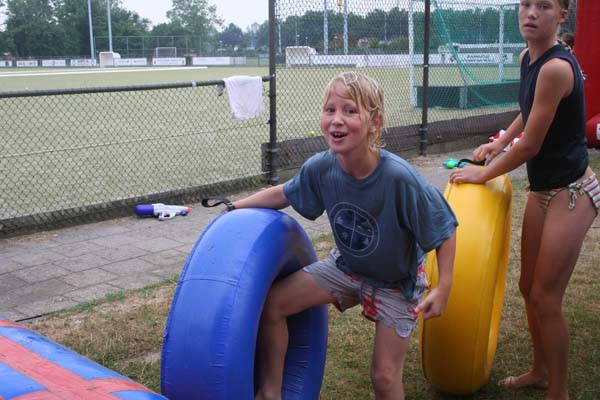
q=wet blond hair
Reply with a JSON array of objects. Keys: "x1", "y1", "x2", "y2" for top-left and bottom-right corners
[
  {"x1": 558, "y1": 0, "x2": 570, "y2": 10},
  {"x1": 323, "y1": 71, "x2": 385, "y2": 149}
]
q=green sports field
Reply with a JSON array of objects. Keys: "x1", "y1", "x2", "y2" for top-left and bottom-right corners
[
  {"x1": 0, "y1": 65, "x2": 519, "y2": 225},
  {"x1": 0, "y1": 66, "x2": 268, "y2": 91},
  {"x1": 0, "y1": 64, "x2": 519, "y2": 132},
  {"x1": 0, "y1": 63, "x2": 519, "y2": 91}
]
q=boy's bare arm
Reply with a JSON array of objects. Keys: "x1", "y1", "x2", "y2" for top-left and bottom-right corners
[
  {"x1": 231, "y1": 184, "x2": 290, "y2": 211},
  {"x1": 434, "y1": 231, "x2": 456, "y2": 296},
  {"x1": 415, "y1": 231, "x2": 456, "y2": 320}
]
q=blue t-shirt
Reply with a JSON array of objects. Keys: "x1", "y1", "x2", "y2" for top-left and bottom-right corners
[{"x1": 283, "y1": 149, "x2": 458, "y2": 298}]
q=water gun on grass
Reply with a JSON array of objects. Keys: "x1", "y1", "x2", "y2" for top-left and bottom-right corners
[{"x1": 134, "y1": 203, "x2": 192, "y2": 221}]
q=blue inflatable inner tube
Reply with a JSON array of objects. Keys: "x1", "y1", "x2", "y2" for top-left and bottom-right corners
[{"x1": 160, "y1": 209, "x2": 328, "y2": 400}]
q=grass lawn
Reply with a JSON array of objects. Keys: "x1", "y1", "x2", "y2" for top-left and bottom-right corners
[
  {"x1": 0, "y1": 66, "x2": 270, "y2": 91},
  {"x1": 1, "y1": 65, "x2": 520, "y2": 220},
  {"x1": 28, "y1": 154, "x2": 600, "y2": 399}
]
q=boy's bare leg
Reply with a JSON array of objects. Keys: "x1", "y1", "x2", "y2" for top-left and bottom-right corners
[
  {"x1": 255, "y1": 270, "x2": 335, "y2": 400},
  {"x1": 371, "y1": 322, "x2": 410, "y2": 400}
]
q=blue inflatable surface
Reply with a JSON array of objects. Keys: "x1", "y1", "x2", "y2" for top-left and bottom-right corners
[
  {"x1": 161, "y1": 209, "x2": 328, "y2": 400},
  {"x1": 0, "y1": 317, "x2": 166, "y2": 399}
]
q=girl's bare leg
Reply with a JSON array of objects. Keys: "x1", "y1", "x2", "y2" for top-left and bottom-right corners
[
  {"x1": 255, "y1": 270, "x2": 335, "y2": 400},
  {"x1": 371, "y1": 322, "x2": 410, "y2": 400},
  {"x1": 499, "y1": 191, "x2": 549, "y2": 389},
  {"x1": 529, "y1": 189, "x2": 595, "y2": 399}
]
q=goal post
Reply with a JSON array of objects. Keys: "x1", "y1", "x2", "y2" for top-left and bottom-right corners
[
  {"x1": 99, "y1": 51, "x2": 121, "y2": 67},
  {"x1": 154, "y1": 47, "x2": 177, "y2": 58}
]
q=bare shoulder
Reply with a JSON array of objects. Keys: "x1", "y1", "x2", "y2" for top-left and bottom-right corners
[
  {"x1": 518, "y1": 48, "x2": 528, "y2": 64},
  {"x1": 538, "y1": 58, "x2": 574, "y2": 97},
  {"x1": 540, "y1": 57, "x2": 572, "y2": 76},
  {"x1": 541, "y1": 57, "x2": 573, "y2": 73}
]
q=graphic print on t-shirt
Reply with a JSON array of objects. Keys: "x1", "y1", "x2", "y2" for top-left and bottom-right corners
[{"x1": 330, "y1": 202, "x2": 379, "y2": 257}]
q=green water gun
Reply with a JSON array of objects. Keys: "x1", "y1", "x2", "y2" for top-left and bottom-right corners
[{"x1": 443, "y1": 158, "x2": 485, "y2": 169}]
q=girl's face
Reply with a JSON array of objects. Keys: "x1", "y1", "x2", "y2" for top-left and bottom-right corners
[
  {"x1": 519, "y1": 0, "x2": 567, "y2": 43},
  {"x1": 320, "y1": 82, "x2": 376, "y2": 156}
]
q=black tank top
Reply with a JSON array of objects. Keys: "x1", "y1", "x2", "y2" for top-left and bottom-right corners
[{"x1": 520, "y1": 44, "x2": 588, "y2": 191}]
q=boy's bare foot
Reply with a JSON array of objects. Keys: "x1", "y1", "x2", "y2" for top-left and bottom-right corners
[{"x1": 498, "y1": 373, "x2": 548, "y2": 389}]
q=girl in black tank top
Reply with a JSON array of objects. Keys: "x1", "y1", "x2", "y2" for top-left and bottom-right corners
[
  {"x1": 448, "y1": 0, "x2": 597, "y2": 398},
  {"x1": 520, "y1": 44, "x2": 588, "y2": 191}
]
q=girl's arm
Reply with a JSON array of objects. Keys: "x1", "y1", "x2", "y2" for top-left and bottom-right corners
[
  {"x1": 490, "y1": 47, "x2": 530, "y2": 151},
  {"x1": 477, "y1": 47, "x2": 528, "y2": 160},
  {"x1": 450, "y1": 57, "x2": 574, "y2": 184},
  {"x1": 472, "y1": 113, "x2": 525, "y2": 165},
  {"x1": 415, "y1": 231, "x2": 456, "y2": 320},
  {"x1": 231, "y1": 184, "x2": 290, "y2": 211}
]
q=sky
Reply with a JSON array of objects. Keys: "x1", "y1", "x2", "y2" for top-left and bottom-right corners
[{"x1": 119, "y1": 0, "x2": 268, "y2": 31}]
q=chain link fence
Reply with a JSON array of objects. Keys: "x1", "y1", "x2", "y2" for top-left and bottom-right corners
[
  {"x1": 93, "y1": 35, "x2": 270, "y2": 61},
  {"x1": 0, "y1": 0, "x2": 578, "y2": 237},
  {"x1": 95, "y1": 35, "x2": 205, "y2": 59},
  {"x1": 0, "y1": 80, "x2": 272, "y2": 237},
  {"x1": 272, "y1": 0, "x2": 575, "y2": 169},
  {"x1": 273, "y1": 0, "x2": 521, "y2": 164}
]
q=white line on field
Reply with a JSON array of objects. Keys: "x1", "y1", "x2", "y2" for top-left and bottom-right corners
[{"x1": 0, "y1": 66, "x2": 209, "y2": 78}]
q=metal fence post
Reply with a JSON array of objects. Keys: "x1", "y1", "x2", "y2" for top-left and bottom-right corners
[
  {"x1": 419, "y1": 0, "x2": 431, "y2": 156},
  {"x1": 267, "y1": 0, "x2": 279, "y2": 186}
]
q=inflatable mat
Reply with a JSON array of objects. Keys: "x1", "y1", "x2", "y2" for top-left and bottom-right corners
[
  {"x1": 419, "y1": 174, "x2": 512, "y2": 395},
  {"x1": 161, "y1": 208, "x2": 328, "y2": 400},
  {"x1": 0, "y1": 317, "x2": 166, "y2": 399}
]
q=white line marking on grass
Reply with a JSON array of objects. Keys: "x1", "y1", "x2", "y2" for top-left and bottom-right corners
[{"x1": 0, "y1": 66, "x2": 209, "y2": 78}]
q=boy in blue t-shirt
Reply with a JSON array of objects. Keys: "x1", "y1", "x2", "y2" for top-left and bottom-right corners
[{"x1": 230, "y1": 72, "x2": 457, "y2": 400}]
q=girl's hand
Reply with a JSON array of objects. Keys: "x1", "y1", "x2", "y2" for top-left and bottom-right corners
[
  {"x1": 473, "y1": 141, "x2": 504, "y2": 165},
  {"x1": 449, "y1": 165, "x2": 487, "y2": 184}
]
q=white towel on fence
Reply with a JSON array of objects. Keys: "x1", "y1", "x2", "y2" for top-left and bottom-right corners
[{"x1": 223, "y1": 75, "x2": 265, "y2": 121}]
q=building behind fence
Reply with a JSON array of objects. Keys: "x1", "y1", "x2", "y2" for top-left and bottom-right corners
[{"x1": 0, "y1": 0, "x2": 578, "y2": 237}]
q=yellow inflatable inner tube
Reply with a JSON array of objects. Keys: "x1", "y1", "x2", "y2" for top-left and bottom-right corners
[{"x1": 419, "y1": 174, "x2": 512, "y2": 395}]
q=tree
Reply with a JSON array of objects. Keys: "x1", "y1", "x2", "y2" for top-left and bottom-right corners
[
  {"x1": 219, "y1": 23, "x2": 242, "y2": 48},
  {"x1": 5, "y1": 0, "x2": 65, "y2": 57},
  {"x1": 151, "y1": 21, "x2": 190, "y2": 37},
  {"x1": 254, "y1": 21, "x2": 268, "y2": 50},
  {"x1": 387, "y1": 36, "x2": 409, "y2": 52},
  {"x1": 166, "y1": 0, "x2": 222, "y2": 55},
  {"x1": 108, "y1": 7, "x2": 149, "y2": 36},
  {"x1": 167, "y1": 0, "x2": 222, "y2": 35},
  {"x1": 0, "y1": 31, "x2": 16, "y2": 57},
  {"x1": 55, "y1": 0, "x2": 98, "y2": 57},
  {"x1": 55, "y1": 0, "x2": 149, "y2": 56}
]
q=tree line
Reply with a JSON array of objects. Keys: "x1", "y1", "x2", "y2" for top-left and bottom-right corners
[
  {"x1": 0, "y1": 0, "x2": 269, "y2": 58},
  {"x1": 0, "y1": 0, "x2": 527, "y2": 59},
  {"x1": 282, "y1": 6, "x2": 522, "y2": 55}
]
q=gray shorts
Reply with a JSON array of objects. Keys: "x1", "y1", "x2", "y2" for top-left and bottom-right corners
[{"x1": 303, "y1": 249, "x2": 429, "y2": 338}]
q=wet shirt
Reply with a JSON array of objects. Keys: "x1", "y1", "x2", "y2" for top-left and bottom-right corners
[
  {"x1": 520, "y1": 44, "x2": 588, "y2": 191},
  {"x1": 283, "y1": 149, "x2": 457, "y2": 298}
]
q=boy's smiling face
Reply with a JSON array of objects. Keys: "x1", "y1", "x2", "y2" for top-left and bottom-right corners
[{"x1": 321, "y1": 82, "x2": 374, "y2": 156}]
